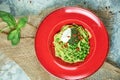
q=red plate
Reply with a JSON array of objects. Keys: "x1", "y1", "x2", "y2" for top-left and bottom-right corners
[{"x1": 35, "y1": 7, "x2": 109, "y2": 79}]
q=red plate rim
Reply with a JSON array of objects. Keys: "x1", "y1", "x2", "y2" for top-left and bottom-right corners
[{"x1": 35, "y1": 7, "x2": 109, "y2": 79}]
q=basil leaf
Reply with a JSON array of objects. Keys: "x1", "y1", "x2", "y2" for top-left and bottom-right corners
[
  {"x1": 0, "y1": 11, "x2": 8, "y2": 17},
  {"x1": 0, "y1": 11, "x2": 28, "y2": 46},
  {"x1": 7, "y1": 30, "x2": 20, "y2": 45},
  {"x1": 0, "y1": 11, "x2": 16, "y2": 28},
  {"x1": 17, "y1": 17, "x2": 28, "y2": 29},
  {"x1": 7, "y1": 30, "x2": 18, "y2": 40},
  {"x1": 11, "y1": 31, "x2": 20, "y2": 45}
]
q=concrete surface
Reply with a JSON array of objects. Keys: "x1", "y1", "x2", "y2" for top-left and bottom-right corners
[
  {"x1": 0, "y1": 0, "x2": 120, "y2": 80},
  {"x1": 0, "y1": 53, "x2": 30, "y2": 80}
]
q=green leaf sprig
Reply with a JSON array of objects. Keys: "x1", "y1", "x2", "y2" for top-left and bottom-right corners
[{"x1": 0, "y1": 11, "x2": 28, "y2": 45}]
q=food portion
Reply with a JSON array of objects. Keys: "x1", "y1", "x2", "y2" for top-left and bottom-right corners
[{"x1": 53, "y1": 24, "x2": 91, "y2": 63}]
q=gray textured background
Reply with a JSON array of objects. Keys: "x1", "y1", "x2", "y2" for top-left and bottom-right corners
[
  {"x1": 0, "y1": 0, "x2": 120, "y2": 68},
  {"x1": 0, "y1": 0, "x2": 120, "y2": 80}
]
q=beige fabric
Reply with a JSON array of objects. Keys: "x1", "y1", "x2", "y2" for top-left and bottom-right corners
[{"x1": 0, "y1": 15, "x2": 120, "y2": 80}]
